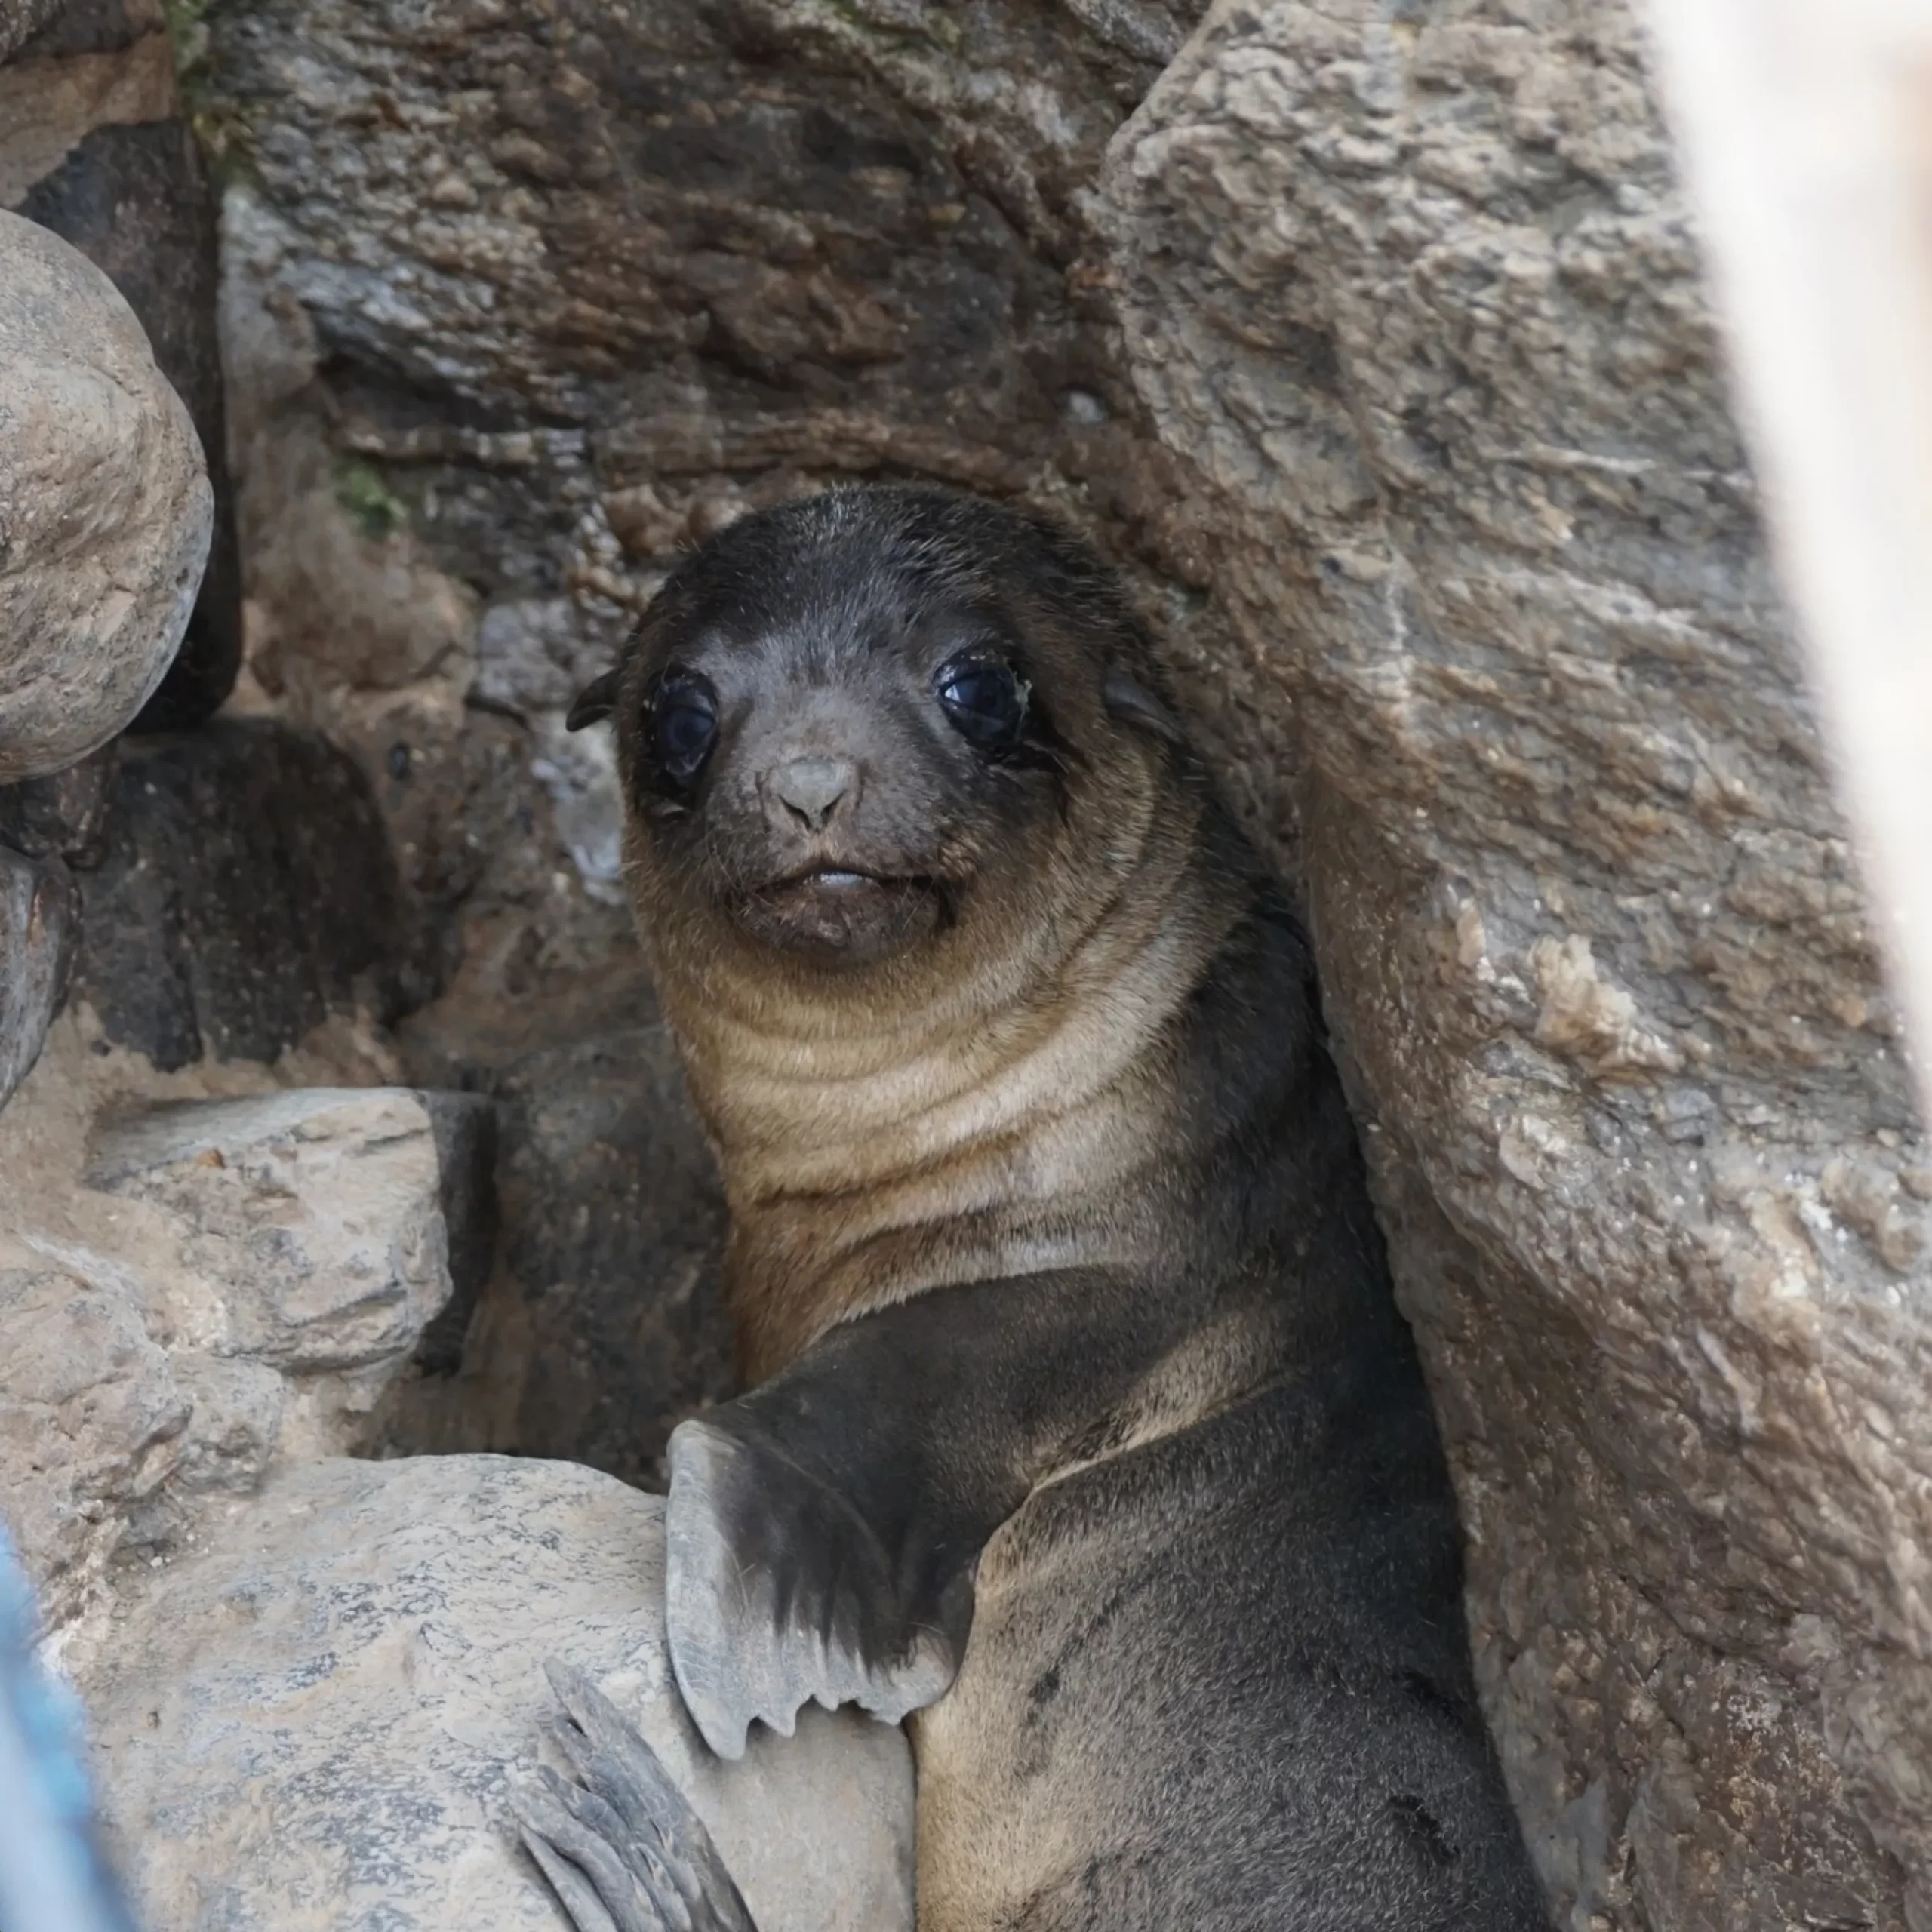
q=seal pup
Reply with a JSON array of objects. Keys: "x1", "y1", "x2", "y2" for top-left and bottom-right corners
[{"x1": 521, "y1": 487, "x2": 1548, "y2": 1930}]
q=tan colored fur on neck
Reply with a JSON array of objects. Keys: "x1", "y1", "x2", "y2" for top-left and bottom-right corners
[{"x1": 647, "y1": 761, "x2": 1242, "y2": 1378}]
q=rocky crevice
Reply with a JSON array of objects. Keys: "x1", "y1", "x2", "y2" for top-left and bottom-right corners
[{"x1": 2, "y1": 2, "x2": 1929, "y2": 1928}]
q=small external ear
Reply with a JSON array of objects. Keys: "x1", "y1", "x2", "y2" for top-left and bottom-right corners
[
  {"x1": 565, "y1": 669, "x2": 620, "y2": 732},
  {"x1": 1102, "y1": 663, "x2": 1186, "y2": 745}
]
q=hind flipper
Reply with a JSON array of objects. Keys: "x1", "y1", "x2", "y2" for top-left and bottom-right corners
[{"x1": 514, "y1": 1660, "x2": 758, "y2": 1932}]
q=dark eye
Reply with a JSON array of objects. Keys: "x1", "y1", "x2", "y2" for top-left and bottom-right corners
[
  {"x1": 936, "y1": 657, "x2": 1029, "y2": 752},
  {"x1": 649, "y1": 670, "x2": 719, "y2": 788}
]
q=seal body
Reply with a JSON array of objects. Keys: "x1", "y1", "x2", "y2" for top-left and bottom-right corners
[{"x1": 575, "y1": 487, "x2": 1548, "y2": 1930}]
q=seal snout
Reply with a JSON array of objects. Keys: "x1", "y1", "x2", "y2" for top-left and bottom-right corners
[{"x1": 767, "y1": 753, "x2": 859, "y2": 834}]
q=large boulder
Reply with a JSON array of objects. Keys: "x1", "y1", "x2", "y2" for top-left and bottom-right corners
[
  {"x1": 2, "y1": 0, "x2": 245, "y2": 728},
  {"x1": 1101, "y1": 4, "x2": 1930, "y2": 1927},
  {"x1": 82, "y1": 1455, "x2": 915, "y2": 1932},
  {"x1": 0, "y1": 211, "x2": 211, "y2": 784}
]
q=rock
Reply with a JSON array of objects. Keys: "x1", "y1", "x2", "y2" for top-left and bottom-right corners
[
  {"x1": 0, "y1": 844, "x2": 76, "y2": 1109},
  {"x1": 196, "y1": 0, "x2": 1264, "y2": 780},
  {"x1": 0, "y1": 0, "x2": 61, "y2": 63},
  {"x1": 84, "y1": 1455, "x2": 916, "y2": 1932},
  {"x1": 2, "y1": 0, "x2": 244, "y2": 729},
  {"x1": 72, "y1": 719, "x2": 440, "y2": 1072},
  {"x1": 0, "y1": 209, "x2": 211, "y2": 784},
  {"x1": 19, "y1": 125, "x2": 242, "y2": 732},
  {"x1": 0, "y1": 740, "x2": 117, "y2": 870},
  {"x1": 0, "y1": 0, "x2": 177, "y2": 205},
  {"x1": 1100, "y1": 3, "x2": 1930, "y2": 1926},
  {"x1": 0, "y1": 1263, "x2": 191, "y2": 1630},
  {"x1": 86, "y1": 1088, "x2": 491, "y2": 1414},
  {"x1": 399, "y1": 965, "x2": 734, "y2": 1489},
  {"x1": 474, "y1": 598, "x2": 619, "y2": 720},
  {"x1": 0, "y1": 1062, "x2": 497, "y2": 1626}
]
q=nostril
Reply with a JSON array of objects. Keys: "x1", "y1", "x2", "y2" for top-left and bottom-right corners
[{"x1": 769, "y1": 755, "x2": 856, "y2": 832}]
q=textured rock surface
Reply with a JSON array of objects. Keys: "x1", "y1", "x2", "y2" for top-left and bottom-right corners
[
  {"x1": 0, "y1": 1038, "x2": 495, "y2": 1632},
  {"x1": 0, "y1": 741, "x2": 117, "y2": 871},
  {"x1": 2, "y1": 0, "x2": 245, "y2": 729},
  {"x1": 1101, "y1": 5, "x2": 1932, "y2": 1927},
  {"x1": 0, "y1": 209, "x2": 211, "y2": 783},
  {"x1": 0, "y1": 0, "x2": 60, "y2": 64},
  {"x1": 0, "y1": 844, "x2": 75, "y2": 1108},
  {"x1": 87, "y1": 1088, "x2": 491, "y2": 1409},
  {"x1": 199, "y1": 0, "x2": 1270, "y2": 817},
  {"x1": 84, "y1": 1455, "x2": 915, "y2": 1932},
  {"x1": 73, "y1": 719, "x2": 440, "y2": 1072}
]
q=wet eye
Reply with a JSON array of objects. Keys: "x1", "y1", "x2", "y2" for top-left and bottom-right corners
[
  {"x1": 936, "y1": 657, "x2": 1029, "y2": 752},
  {"x1": 650, "y1": 671, "x2": 719, "y2": 787}
]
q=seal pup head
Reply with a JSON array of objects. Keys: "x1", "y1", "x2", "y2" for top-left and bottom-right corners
[
  {"x1": 573, "y1": 487, "x2": 1190, "y2": 1006},
  {"x1": 574, "y1": 486, "x2": 1237, "y2": 1373}
]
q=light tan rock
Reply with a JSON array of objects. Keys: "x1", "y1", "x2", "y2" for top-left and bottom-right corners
[
  {"x1": 87, "y1": 1090, "x2": 469, "y2": 1389},
  {"x1": 84, "y1": 1455, "x2": 915, "y2": 1932},
  {"x1": 0, "y1": 1263, "x2": 191, "y2": 1635},
  {"x1": 0, "y1": 1048, "x2": 493, "y2": 1632},
  {"x1": 1102, "y1": 5, "x2": 1931, "y2": 1927},
  {"x1": 0, "y1": 211, "x2": 211, "y2": 783}
]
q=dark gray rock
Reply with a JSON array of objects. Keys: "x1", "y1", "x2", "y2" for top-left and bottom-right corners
[
  {"x1": 414, "y1": 1090, "x2": 500, "y2": 1377},
  {"x1": 0, "y1": 0, "x2": 61, "y2": 62},
  {"x1": 0, "y1": 740, "x2": 116, "y2": 870},
  {"x1": 0, "y1": 844, "x2": 75, "y2": 1109},
  {"x1": 72, "y1": 720, "x2": 440, "y2": 1072},
  {"x1": 493, "y1": 1024, "x2": 732, "y2": 1486},
  {"x1": 401, "y1": 968, "x2": 734, "y2": 1487}
]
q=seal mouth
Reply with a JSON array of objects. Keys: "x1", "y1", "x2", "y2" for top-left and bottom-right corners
[{"x1": 737, "y1": 866, "x2": 944, "y2": 964}]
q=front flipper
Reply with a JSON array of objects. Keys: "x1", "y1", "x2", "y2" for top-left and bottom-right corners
[
  {"x1": 666, "y1": 1411, "x2": 975, "y2": 1761},
  {"x1": 513, "y1": 1659, "x2": 758, "y2": 1932},
  {"x1": 662, "y1": 1269, "x2": 1185, "y2": 1764}
]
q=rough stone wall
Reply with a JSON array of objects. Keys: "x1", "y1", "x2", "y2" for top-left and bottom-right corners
[{"x1": 179, "y1": 1, "x2": 1932, "y2": 1926}]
